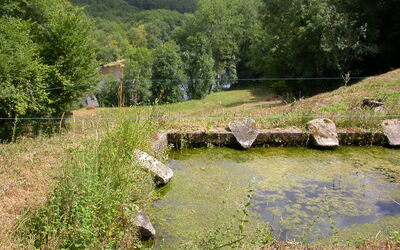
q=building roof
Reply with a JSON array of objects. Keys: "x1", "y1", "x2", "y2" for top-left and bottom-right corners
[{"x1": 101, "y1": 59, "x2": 125, "y2": 68}]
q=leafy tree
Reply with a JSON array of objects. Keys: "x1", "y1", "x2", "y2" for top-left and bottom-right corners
[
  {"x1": 0, "y1": 0, "x2": 97, "y2": 119},
  {"x1": 174, "y1": 0, "x2": 261, "y2": 87},
  {"x1": 334, "y1": 0, "x2": 400, "y2": 73},
  {"x1": 0, "y1": 17, "x2": 49, "y2": 118},
  {"x1": 127, "y1": 24, "x2": 150, "y2": 48},
  {"x1": 128, "y1": 9, "x2": 187, "y2": 47},
  {"x1": 124, "y1": 47, "x2": 154, "y2": 104},
  {"x1": 92, "y1": 19, "x2": 132, "y2": 63},
  {"x1": 150, "y1": 42, "x2": 186, "y2": 104},
  {"x1": 182, "y1": 34, "x2": 215, "y2": 99},
  {"x1": 251, "y1": 0, "x2": 376, "y2": 95},
  {"x1": 36, "y1": 1, "x2": 98, "y2": 114}
]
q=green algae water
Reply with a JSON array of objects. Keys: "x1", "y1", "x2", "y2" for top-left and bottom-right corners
[{"x1": 151, "y1": 147, "x2": 400, "y2": 248}]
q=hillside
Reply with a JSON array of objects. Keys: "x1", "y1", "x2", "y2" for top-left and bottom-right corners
[
  {"x1": 70, "y1": 0, "x2": 197, "y2": 18},
  {"x1": 85, "y1": 69, "x2": 400, "y2": 131},
  {"x1": 69, "y1": 0, "x2": 139, "y2": 20}
]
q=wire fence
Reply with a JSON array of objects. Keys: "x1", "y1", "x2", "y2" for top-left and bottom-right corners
[
  {"x1": 1, "y1": 114, "x2": 400, "y2": 121},
  {"x1": 1, "y1": 75, "x2": 398, "y2": 98}
]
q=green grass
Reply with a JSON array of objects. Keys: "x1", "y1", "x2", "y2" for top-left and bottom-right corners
[
  {"x1": 18, "y1": 112, "x2": 159, "y2": 248},
  {"x1": 3, "y1": 69, "x2": 400, "y2": 249},
  {"x1": 92, "y1": 69, "x2": 400, "y2": 132}
]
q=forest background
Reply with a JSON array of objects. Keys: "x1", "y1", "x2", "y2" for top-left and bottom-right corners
[{"x1": 1, "y1": 0, "x2": 399, "y2": 118}]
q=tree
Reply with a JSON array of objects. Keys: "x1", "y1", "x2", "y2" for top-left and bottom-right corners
[
  {"x1": 150, "y1": 42, "x2": 186, "y2": 104},
  {"x1": 0, "y1": 0, "x2": 97, "y2": 118},
  {"x1": 182, "y1": 34, "x2": 215, "y2": 99},
  {"x1": 92, "y1": 19, "x2": 132, "y2": 63},
  {"x1": 0, "y1": 17, "x2": 49, "y2": 118},
  {"x1": 36, "y1": 1, "x2": 98, "y2": 114},
  {"x1": 124, "y1": 47, "x2": 154, "y2": 104},
  {"x1": 250, "y1": 0, "x2": 376, "y2": 95},
  {"x1": 174, "y1": 0, "x2": 261, "y2": 87}
]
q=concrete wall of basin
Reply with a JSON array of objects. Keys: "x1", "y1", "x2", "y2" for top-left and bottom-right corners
[{"x1": 152, "y1": 129, "x2": 388, "y2": 153}]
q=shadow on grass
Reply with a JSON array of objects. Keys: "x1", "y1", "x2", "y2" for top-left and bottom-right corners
[
  {"x1": 0, "y1": 120, "x2": 62, "y2": 143},
  {"x1": 221, "y1": 85, "x2": 284, "y2": 109}
]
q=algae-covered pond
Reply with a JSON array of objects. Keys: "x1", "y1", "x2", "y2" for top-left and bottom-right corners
[{"x1": 151, "y1": 147, "x2": 400, "y2": 248}]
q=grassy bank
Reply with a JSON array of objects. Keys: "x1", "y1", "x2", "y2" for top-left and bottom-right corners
[{"x1": 13, "y1": 112, "x2": 159, "y2": 248}]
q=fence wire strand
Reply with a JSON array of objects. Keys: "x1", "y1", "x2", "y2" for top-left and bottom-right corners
[
  {"x1": 1, "y1": 114, "x2": 400, "y2": 121},
  {"x1": 1, "y1": 75, "x2": 398, "y2": 98}
]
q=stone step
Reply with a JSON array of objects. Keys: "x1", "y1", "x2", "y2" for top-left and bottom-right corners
[
  {"x1": 228, "y1": 118, "x2": 259, "y2": 149},
  {"x1": 307, "y1": 118, "x2": 339, "y2": 148},
  {"x1": 134, "y1": 150, "x2": 173, "y2": 185},
  {"x1": 382, "y1": 120, "x2": 400, "y2": 147}
]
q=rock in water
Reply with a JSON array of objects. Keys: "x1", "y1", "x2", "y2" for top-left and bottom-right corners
[
  {"x1": 228, "y1": 119, "x2": 259, "y2": 149},
  {"x1": 134, "y1": 150, "x2": 173, "y2": 185},
  {"x1": 134, "y1": 211, "x2": 156, "y2": 239},
  {"x1": 307, "y1": 119, "x2": 339, "y2": 148},
  {"x1": 382, "y1": 120, "x2": 400, "y2": 147}
]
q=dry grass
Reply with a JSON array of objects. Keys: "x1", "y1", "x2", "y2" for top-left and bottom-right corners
[
  {"x1": 0, "y1": 136, "x2": 63, "y2": 248},
  {"x1": 0, "y1": 124, "x2": 98, "y2": 248}
]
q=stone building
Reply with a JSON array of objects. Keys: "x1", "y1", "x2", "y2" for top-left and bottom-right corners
[
  {"x1": 98, "y1": 59, "x2": 125, "y2": 83},
  {"x1": 84, "y1": 60, "x2": 125, "y2": 107}
]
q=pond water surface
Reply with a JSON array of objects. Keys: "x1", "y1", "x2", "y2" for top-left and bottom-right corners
[{"x1": 151, "y1": 147, "x2": 400, "y2": 248}]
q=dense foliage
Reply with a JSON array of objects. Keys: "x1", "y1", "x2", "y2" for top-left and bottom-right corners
[
  {"x1": 151, "y1": 42, "x2": 186, "y2": 103},
  {"x1": 81, "y1": 0, "x2": 399, "y2": 104},
  {"x1": 70, "y1": 0, "x2": 197, "y2": 16},
  {"x1": 128, "y1": 0, "x2": 197, "y2": 13},
  {"x1": 249, "y1": 0, "x2": 400, "y2": 95},
  {"x1": 0, "y1": 0, "x2": 97, "y2": 119},
  {"x1": 2, "y1": 0, "x2": 399, "y2": 111}
]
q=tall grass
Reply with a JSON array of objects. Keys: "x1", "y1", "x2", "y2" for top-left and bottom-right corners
[{"x1": 18, "y1": 114, "x2": 158, "y2": 248}]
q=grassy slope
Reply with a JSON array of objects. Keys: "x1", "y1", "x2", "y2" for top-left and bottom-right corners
[
  {"x1": 0, "y1": 69, "x2": 399, "y2": 247},
  {"x1": 92, "y1": 69, "x2": 400, "y2": 131}
]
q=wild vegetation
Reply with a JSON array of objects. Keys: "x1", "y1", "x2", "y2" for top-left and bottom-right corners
[
  {"x1": 1, "y1": 0, "x2": 399, "y2": 249},
  {"x1": 0, "y1": 72, "x2": 399, "y2": 248},
  {"x1": 15, "y1": 112, "x2": 158, "y2": 248}
]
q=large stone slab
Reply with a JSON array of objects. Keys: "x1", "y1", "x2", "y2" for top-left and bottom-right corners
[
  {"x1": 124, "y1": 204, "x2": 156, "y2": 239},
  {"x1": 228, "y1": 119, "x2": 259, "y2": 149},
  {"x1": 151, "y1": 131, "x2": 169, "y2": 155},
  {"x1": 382, "y1": 120, "x2": 400, "y2": 147},
  {"x1": 307, "y1": 119, "x2": 339, "y2": 148},
  {"x1": 134, "y1": 150, "x2": 173, "y2": 185},
  {"x1": 134, "y1": 211, "x2": 156, "y2": 239}
]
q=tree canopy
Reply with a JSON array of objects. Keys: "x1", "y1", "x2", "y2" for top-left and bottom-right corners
[
  {"x1": 0, "y1": 0, "x2": 97, "y2": 119},
  {"x1": 2, "y1": 0, "x2": 399, "y2": 114}
]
